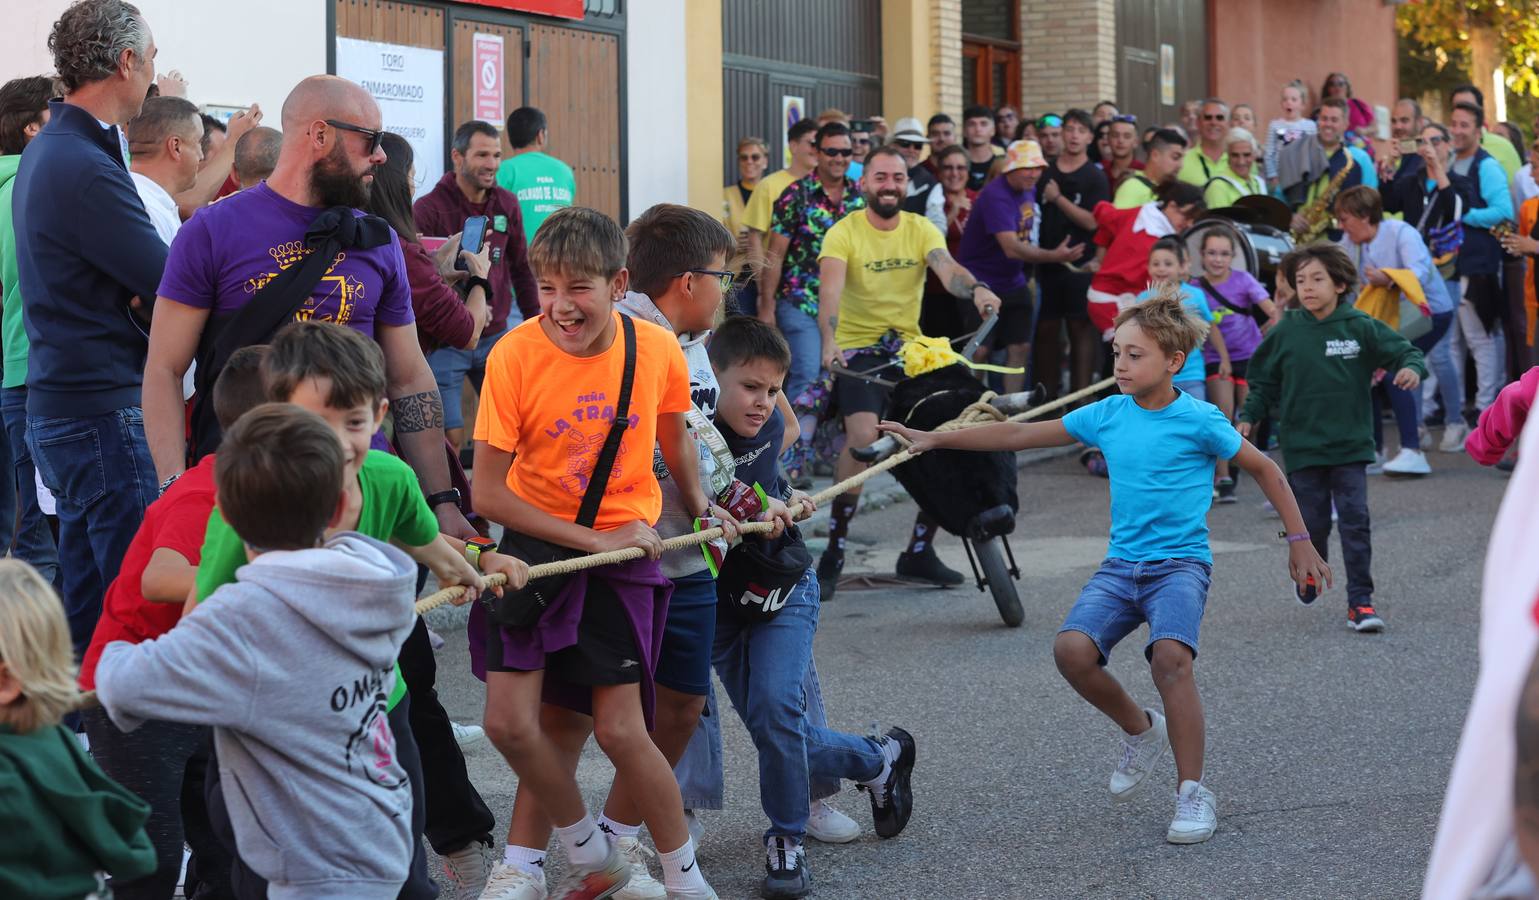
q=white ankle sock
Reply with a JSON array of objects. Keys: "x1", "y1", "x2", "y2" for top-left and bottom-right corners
[
  {"x1": 502, "y1": 844, "x2": 546, "y2": 878},
  {"x1": 555, "y1": 814, "x2": 607, "y2": 868},
  {"x1": 658, "y1": 840, "x2": 707, "y2": 893},
  {"x1": 597, "y1": 814, "x2": 640, "y2": 840},
  {"x1": 859, "y1": 734, "x2": 899, "y2": 788}
]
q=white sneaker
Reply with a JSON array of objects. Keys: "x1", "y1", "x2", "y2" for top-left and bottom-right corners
[
  {"x1": 1109, "y1": 709, "x2": 1169, "y2": 798},
  {"x1": 1382, "y1": 447, "x2": 1431, "y2": 477},
  {"x1": 1440, "y1": 422, "x2": 1470, "y2": 453},
  {"x1": 441, "y1": 840, "x2": 494, "y2": 900},
  {"x1": 612, "y1": 837, "x2": 665, "y2": 900},
  {"x1": 662, "y1": 884, "x2": 719, "y2": 900},
  {"x1": 684, "y1": 809, "x2": 705, "y2": 848},
  {"x1": 806, "y1": 798, "x2": 861, "y2": 843},
  {"x1": 1365, "y1": 450, "x2": 1387, "y2": 475},
  {"x1": 452, "y1": 721, "x2": 486, "y2": 747},
  {"x1": 479, "y1": 861, "x2": 548, "y2": 900},
  {"x1": 1167, "y1": 780, "x2": 1218, "y2": 844}
]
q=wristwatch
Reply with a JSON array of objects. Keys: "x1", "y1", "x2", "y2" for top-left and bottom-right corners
[
  {"x1": 463, "y1": 275, "x2": 492, "y2": 299},
  {"x1": 425, "y1": 488, "x2": 461, "y2": 509},
  {"x1": 159, "y1": 472, "x2": 182, "y2": 495},
  {"x1": 463, "y1": 536, "x2": 496, "y2": 570}
]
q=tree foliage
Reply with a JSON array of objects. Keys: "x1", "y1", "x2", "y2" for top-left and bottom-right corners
[{"x1": 1398, "y1": 0, "x2": 1539, "y2": 96}]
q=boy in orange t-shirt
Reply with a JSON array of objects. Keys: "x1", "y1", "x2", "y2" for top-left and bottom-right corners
[{"x1": 469, "y1": 207, "x2": 726, "y2": 899}]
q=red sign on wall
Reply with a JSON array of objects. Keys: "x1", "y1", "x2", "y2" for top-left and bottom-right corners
[
  {"x1": 457, "y1": 0, "x2": 583, "y2": 19},
  {"x1": 473, "y1": 33, "x2": 504, "y2": 123}
]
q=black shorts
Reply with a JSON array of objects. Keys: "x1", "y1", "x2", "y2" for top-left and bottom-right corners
[
  {"x1": 1203, "y1": 358, "x2": 1249, "y2": 381},
  {"x1": 960, "y1": 283, "x2": 1034, "y2": 348},
  {"x1": 1037, "y1": 266, "x2": 1093, "y2": 321},
  {"x1": 481, "y1": 577, "x2": 642, "y2": 685},
  {"x1": 834, "y1": 351, "x2": 895, "y2": 418}
]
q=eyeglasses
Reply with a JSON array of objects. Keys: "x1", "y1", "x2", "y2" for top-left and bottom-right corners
[
  {"x1": 682, "y1": 269, "x2": 736, "y2": 292},
  {"x1": 1202, "y1": 113, "x2": 1227, "y2": 121},
  {"x1": 819, "y1": 146, "x2": 855, "y2": 157},
  {"x1": 738, "y1": 153, "x2": 766, "y2": 161},
  {"x1": 1037, "y1": 114, "x2": 1063, "y2": 128},
  {"x1": 324, "y1": 118, "x2": 384, "y2": 155},
  {"x1": 894, "y1": 139, "x2": 925, "y2": 149}
]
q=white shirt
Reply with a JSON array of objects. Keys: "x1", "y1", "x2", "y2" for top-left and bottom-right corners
[
  {"x1": 1514, "y1": 163, "x2": 1539, "y2": 209},
  {"x1": 130, "y1": 172, "x2": 182, "y2": 245}
]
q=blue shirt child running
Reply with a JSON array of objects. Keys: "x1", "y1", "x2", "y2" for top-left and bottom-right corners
[{"x1": 1062, "y1": 391, "x2": 1242, "y2": 563}]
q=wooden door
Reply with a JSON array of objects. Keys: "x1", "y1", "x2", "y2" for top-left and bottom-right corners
[
  {"x1": 335, "y1": 0, "x2": 445, "y2": 47},
  {"x1": 451, "y1": 18, "x2": 524, "y2": 133},
  {"x1": 528, "y1": 24, "x2": 620, "y2": 220}
]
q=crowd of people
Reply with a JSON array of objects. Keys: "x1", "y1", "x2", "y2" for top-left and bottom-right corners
[{"x1": 2, "y1": 1, "x2": 1539, "y2": 900}]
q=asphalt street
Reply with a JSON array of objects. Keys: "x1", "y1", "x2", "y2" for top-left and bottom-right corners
[{"x1": 425, "y1": 438, "x2": 1503, "y2": 899}]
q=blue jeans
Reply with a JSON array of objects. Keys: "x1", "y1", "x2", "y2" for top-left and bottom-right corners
[
  {"x1": 1060, "y1": 558, "x2": 1212, "y2": 664},
  {"x1": 1424, "y1": 279, "x2": 1466, "y2": 423},
  {"x1": 28, "y1": 407, "x2": 156, "y2": 656},
  {"x1": 1, "y1": 388, "x2": 57, "y2": 590},
  {"x1": 1375, "y1": 310, "x2": 1453, "y2": 451},
  {"x1": 776, "y1": 298, "x2": 822, "y2": 407},
  {"x1": 712, "y1": 568, "x2": 884, "y2": 841},
  {"x1": 426, "y1": 321, "x2": 513, "y2": 431}
]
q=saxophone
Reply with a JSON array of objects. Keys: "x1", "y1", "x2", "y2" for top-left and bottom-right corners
[{"x1": 1291, "y1": 153, "x2": 1356, "y2": 244}]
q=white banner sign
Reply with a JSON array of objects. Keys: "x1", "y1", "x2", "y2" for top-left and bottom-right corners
[{"x1": 335, "y1": 37, "x2": 444, "y2": 199}]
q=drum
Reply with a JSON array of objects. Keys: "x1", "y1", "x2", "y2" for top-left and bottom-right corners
[{"x1": 1184, "y1": 217, "x2": 1294, "y2": 295}]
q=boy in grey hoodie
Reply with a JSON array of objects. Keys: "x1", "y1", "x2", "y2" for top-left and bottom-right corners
[{"x1": 95, "y1": 404, "x2": 420, "y2": 900}]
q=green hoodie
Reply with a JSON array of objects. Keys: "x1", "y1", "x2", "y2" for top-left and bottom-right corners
[
  {"x1": 0, "y1": 723, "x2": 156, "y2": 898},
  {"x1": 0, "y1": 153, "x2": 30, "y2": 389},
  {"x1": 1240, "y1": 303, "x2": 1427, "y2": 473}
]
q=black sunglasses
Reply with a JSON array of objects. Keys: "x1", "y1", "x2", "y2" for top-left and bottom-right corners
[
  {"x1": 820, "y1": 146, "x2": 855, "y2": 157},
  {"x1": 894, "y1": 139, "x2": 925, "y2": 149},
  {"x1": 1202, "y1": 113, "x2": 1227, "y2": 121},
  {"x1": 682, "y1": 269, "x2": 736, "y2": 292},
  {"x1": 325, "y1": 118, "x2": 385, "y2": 155}
]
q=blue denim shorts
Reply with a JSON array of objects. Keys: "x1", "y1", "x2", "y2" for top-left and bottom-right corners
[
  {"x1": 1059, "y1": 558, "x2": 1212, "y2": 664},
  {"x1": 653, "y1": 570, "x2": 718, "y2": 696}
]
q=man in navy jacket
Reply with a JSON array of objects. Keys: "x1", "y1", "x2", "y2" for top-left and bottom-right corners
[{"x1": 12, "y1": 0, "x2": 165, "y2": 655}]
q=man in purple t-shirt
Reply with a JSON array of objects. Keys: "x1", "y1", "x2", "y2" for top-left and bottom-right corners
[
  {"x1": 955, "y1": 140, "x2": 1081, "y2": 392},
  {"x1": 143, "y1": 75, "x2": 475, "y2": 542}
]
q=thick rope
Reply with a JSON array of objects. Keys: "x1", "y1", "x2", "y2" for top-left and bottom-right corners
[{"x1": 73, "y1": 374, "x2": 1116, "y2": 711}]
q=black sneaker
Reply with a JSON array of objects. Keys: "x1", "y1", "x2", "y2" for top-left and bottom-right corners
[
  {"x1": 859, "y1": 726, "x2": 916, "y2": 839},
  {"x1": 1295, "y1": 579, "x2": 1318, "y2": 605},
  {"x1": 1347, "y1": 604, "x2": 1385, "y2": 633},
  {"x1": 895, "y1": 547, "x2": 964, "y2": 587},
  {"x1": 761, "y1": 837, "x2": 812, "y2": 899},
  {"x1": 1215, "y1": 478, "x2": 1236, "y2": 504},
  {"x1": 816, "y1": 551, "x2": 844, "y2": 603}
]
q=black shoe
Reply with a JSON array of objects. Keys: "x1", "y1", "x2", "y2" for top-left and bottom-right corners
[
  {"x1": 1347, "y1": 604, "x2": 1385, "y2": 633},
  {"x1": 895, "y1": 547, "x2": 964, "y2": 586},
  {"x1": 761, "y1": 838, "x2": 812, "y2": 899},
  {"x1": 1296, "y1": 578, "x2": 1318, "y2": 605},
  {"x1": 817, "y1": 551, "x2": 844, "y2": 603},
  {"x1": 860, "y1": 726, "x2": 916, "y2": 839},
  {"x1": 1215, "y1": 478, "x2": 1237, "y2": 504}
]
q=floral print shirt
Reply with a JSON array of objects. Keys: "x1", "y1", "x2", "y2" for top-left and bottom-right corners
[{"x1": 770, "y1": 174, "x2": 866, "y2": 317}]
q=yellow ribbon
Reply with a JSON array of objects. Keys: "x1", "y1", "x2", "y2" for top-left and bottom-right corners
[{"x1": 899, "y1": 335, "x2": 1025, "y2": 378}]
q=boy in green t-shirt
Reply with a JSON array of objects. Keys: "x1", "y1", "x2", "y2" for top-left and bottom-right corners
[
  {"x1": 193, "y1": 320, "x2": 528, "y2": 898},
  {"x1": 495, "y1": 106, "x2": 576, "y2": 242}
]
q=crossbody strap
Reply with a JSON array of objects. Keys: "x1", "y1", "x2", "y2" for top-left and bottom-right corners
[
  {"x1": 1196, "y1": 276, "x2": 1253, "y2": 319},
  {"x1": 575, "y1": 314, "x2": 637, "y2": 528}
]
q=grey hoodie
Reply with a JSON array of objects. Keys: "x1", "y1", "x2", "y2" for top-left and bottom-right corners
[
  {"x1": 616, "y1": 290, "x2": 727, "y2": 578},
  {"x1": 95, "y1": 533, "x2": 418, "y2": 899}
]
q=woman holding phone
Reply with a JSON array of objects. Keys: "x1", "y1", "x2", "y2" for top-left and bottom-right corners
[{"x1": 368, "y1": 132, "x2": 491, "y2": 357}]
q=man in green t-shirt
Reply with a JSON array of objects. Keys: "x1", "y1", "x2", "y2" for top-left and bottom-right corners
[{"x1": 494, "y1": 106, "x2": 575, "y2": 243}]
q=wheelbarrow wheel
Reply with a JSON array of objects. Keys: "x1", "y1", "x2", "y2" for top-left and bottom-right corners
[{"x1": 973, "y1": 535, "x2": 1023, "y2": 627}]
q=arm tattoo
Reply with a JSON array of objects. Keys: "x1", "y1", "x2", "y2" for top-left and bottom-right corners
[
  {"x1": 391, "y1": 390, "x2": 445, "y2": 434},
  {"x1": 928, "y1": 248, "x2": 976, "y2": 299}
]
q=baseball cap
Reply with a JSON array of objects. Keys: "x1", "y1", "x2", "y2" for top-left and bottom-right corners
[
  {"x1": 892, "y1": 117, "x2": 925, "y2": 142},
  {"x1": 1003, "y1": 139, "x2": 1048, "y2": 172}
]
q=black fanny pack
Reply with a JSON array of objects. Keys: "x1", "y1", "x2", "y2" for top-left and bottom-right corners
[
  {"x1": 484, "y1": 315, "x2": 636, "y2": 628},
  {"x1": 715, "y1": 526, "x2": 811, "y2": 623}
]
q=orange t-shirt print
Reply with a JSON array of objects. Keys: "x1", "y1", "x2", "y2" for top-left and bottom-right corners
[{"x1": 475, "y1": 311, "x2": 692, "y2": 530}]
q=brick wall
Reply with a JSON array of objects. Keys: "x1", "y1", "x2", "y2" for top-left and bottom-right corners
[
  {"x1": 932, "y1": 0, "x2": 963, "y2": 118},
  {"x1": 1019, "y1": 0, "x2": 1117, "y2": 117}
]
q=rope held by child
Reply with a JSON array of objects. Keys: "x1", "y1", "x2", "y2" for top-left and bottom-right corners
[{"x1": 71, "y1": 375, "x2": 1115, "y2": 711}]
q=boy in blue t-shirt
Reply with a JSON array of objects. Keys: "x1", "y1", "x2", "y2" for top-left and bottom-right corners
[{"x1": 879, "y1": 291, "x2": 1330, "y2": 845}]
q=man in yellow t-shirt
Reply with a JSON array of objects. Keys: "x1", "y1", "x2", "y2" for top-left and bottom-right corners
[
  {"x1": 742, "y1": 119, "x2": 819, "y2": 316},
  {"x1": 1114, "y1": 127, "x2": 1187, "y2": 208},
  {"x1": 807, "y1": 145, "x2": 1002, "y2": 601}
]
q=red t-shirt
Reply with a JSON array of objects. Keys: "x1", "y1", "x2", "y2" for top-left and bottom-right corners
[{"x1": 78, "y1": 454, "x2": 218, "y2": 690}]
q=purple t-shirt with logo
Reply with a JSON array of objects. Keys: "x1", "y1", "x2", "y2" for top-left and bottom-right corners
[
  {"x1": 157, "y1": 183, "x2": 414, "y2": 335},
  {"x1": 956, "y1": 176, "x2": 1035, "y2": 294},
  {"x1": 1193, "y1": 269, "x2": 1270, "y2": 363}
]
